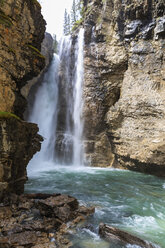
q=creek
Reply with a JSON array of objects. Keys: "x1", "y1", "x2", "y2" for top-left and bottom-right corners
[{"x1": 25, "y1": 29, "x2": 165, "y2": 248}]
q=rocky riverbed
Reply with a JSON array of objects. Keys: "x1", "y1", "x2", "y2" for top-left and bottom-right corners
[{"x1": 0, "y1": 193, "x2": 95, "y2": 248}]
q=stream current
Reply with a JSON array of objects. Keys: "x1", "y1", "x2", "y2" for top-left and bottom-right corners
[
  {"x1": 26, "y1": 165, "x2": 165, "y2": 248},
  {"x1": 26, "y1": 29, "x2": 165, "y2": 247}
]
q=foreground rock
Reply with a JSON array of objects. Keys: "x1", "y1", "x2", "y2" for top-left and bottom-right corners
[
  {"x1": 99, "y1": 223, "x2": 157, "y2": 248},
  {"x1": 0, "y1": 193, "x2": 95, "y2": 248}
]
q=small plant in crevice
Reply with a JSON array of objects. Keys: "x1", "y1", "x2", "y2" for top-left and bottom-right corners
[
  {"x1": 8, "y1": 46, "x2": 16, "y2": 54},
  {"x1": 72, "y1": 18, "x2": 83, "y2": 32},
  {"x1": 0, "y1": 111, "x2": 21, "y2": 120},
  {"x1": 0, "y1": 10, "x2": 13, "y2": 27},
  {"x1": 0, "y1": 0, "x2": 4, "y2": 7},
  {"x1": 27, "y1": 44, "x2": 45, "y2": 59}
]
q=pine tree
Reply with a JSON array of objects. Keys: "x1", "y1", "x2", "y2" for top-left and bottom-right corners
[
  {"x1": 77, "y1": 0, "x2": 84, "y2": 19},
  {"x1": 63, "y1": 9, "x2": 71, "y2": 35},
  {"x1": 71, "y1": 0, "x2": 84, "y2": 26},
  {"x1": 64, "y1": 0, "x2": 83, "y2": 34},
  {"x1": 67, "y1": 14, "x2": 71, "y2": 34},
  {"x1": 53, "y1": 34, "x2": 58, "y2": 53},
  {"x1": 63, "y1": 9, "x2": 68, "y2": 35},
  {"x1": 71, "y1": 0, "x2": 78, "y2": 25}
]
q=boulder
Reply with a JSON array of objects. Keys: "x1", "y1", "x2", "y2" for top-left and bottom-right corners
[
  {"x1": 99, "y1": 223, "x2": 157, "y2": 248},
  {"x1": 36, "y1": 195, "x2": 79, "y2": 221}
]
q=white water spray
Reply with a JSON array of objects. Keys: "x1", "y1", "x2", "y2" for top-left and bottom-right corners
[{"x1": 73, "y1": 28, "x2": 85, "y2": 166}]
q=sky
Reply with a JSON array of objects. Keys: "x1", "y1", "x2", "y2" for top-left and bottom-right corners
[{"x1": 40, "y1": 0, "x2": 73, "y2": 40}]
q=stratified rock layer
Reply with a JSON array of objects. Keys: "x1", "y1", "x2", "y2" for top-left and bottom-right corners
[
  {"x1": 83, "y1": 0, "x2": 165, "y2": 176},
  {"x1": 0, "y1": 0, "x2": 46, "y2": 200},
  {"x1": 0, "y1": 0, "x2": 45, "y2": 117}
]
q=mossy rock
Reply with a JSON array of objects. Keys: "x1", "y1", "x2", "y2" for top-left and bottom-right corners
[{"x1": 0, "y1": 111, "x2": 21, "y2": 120}]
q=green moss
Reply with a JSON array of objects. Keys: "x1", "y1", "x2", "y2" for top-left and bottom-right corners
[
  {"x1": 8, "y1": 46, "x2": 16, "y2": 54},
  {"x1": 0, "y1": 10, "x2": 13, "y2": 27},
  {"x1": 0, "y1": 111, "x2": 21, "y2": 120},
  {"x1": 97, "y1": 16, "x2": 102, "y2": 25},
  {"x1": 0, "y1": 0, "x2": 4, "y2": 7},
  {"x1": 28, "y1": 44, "x2": 45, "y2": 59},
  {"x1": 84, "y1": 5, "x2": 92, "y2": 17},
  {"x1": 72, "y1": 18, "x2": 83, "y2": 31}
]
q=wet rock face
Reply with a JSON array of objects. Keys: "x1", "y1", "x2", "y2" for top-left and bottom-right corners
[
  {"x1": 0, "y1": 118, "x2": 43, "y2": 201},
  {"x1": 21, "y1": 32, "x2": 54, "y2": 100},
  {"x1": 0, "y1": 193, "x2": 95, "y2": 248},
  {"x1": 83, "y1": 0, "x2": 165, "y2": 175},
  {"x1": 0, "y1": 0, "x2": 45, "y2": 117}
]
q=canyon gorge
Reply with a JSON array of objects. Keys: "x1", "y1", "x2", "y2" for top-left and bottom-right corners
[{"x1": 0, "y1": 0, "x2": 165, "y2": 247}]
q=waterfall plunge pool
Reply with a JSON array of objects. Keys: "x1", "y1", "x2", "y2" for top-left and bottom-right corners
[{"x1": 25, "y1": 164, "x2": 165, "y2": 248}]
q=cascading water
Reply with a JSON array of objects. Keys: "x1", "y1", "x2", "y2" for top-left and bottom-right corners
[
  {"x1": 56, "y1": 35, "x2": 73, "y2": 164},
  {"x1": 55, "y1": 28, "x2": 85, "y2": 166},
  {"x1": 28, "y1": 54, "x2": 59, "y2": 174},
  {"x1": 73, "y1": 28, "x2": 84, "y2": 166},
  {"x1": 27, "y1": 28, "x2": 85, "y2": 173}
]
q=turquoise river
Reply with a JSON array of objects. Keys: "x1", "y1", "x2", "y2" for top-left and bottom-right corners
[{"x1": 25, "y1": 164, "x2": 165, "y2": 248}]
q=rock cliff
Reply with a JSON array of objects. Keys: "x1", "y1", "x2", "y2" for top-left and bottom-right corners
[
  {"x1": 0, "y1": 0, "x2": 45, "y2": 200},
  {"x1": 83, "y1": 0, "x2": 165, "y2": 176},
  {"x1": 0, "y1": 0, "x2": 45, "y2": 117}
]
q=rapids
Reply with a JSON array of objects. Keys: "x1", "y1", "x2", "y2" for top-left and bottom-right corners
[{"x1": 25, "y1": 165, "x2": 165, "y2": 248}]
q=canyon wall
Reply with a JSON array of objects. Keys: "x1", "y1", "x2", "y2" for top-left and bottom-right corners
[
  {"x1": 83, "y1": 0, "x2": 165, "y2": 176},
  {"x1": 0, "y1": 0, "x2": 45, "y2": 199}
]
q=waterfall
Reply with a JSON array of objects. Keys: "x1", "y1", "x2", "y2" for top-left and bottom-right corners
[
  {"x1": 27, "y1": 28, "x2": 85, "y2": 172},
  {"x1": 28, "y1": 54, "x2": 59, "y2": 172},
  {"x1": 73, "y1": 28, "x2": 84, "y2": 166}
]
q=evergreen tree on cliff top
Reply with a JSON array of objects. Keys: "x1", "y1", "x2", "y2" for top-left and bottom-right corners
[
  {"x1": 63, "y1": 9, "x2": 71, "y2": 35},
  {"x1": 63, "y1": 0, "x2": 83, "y2": 35},
  {"x1": 71, "y1": 0, "x2": 78, "y2": 25}
]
